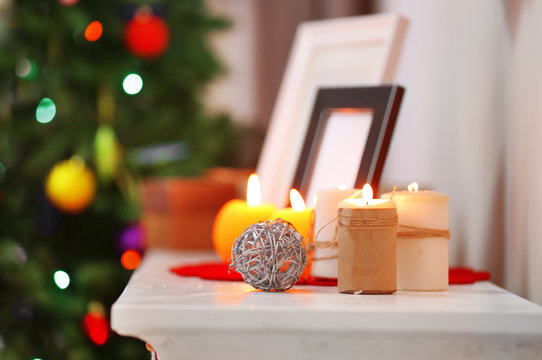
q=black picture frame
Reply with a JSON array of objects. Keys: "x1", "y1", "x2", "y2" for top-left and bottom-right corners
[{"x1": 292, "y1": 85, "x2": 405, "y2": 200}]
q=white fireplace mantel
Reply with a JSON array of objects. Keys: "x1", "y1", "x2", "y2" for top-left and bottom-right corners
[{"x1": 111, "y1": 249, "x2": 542, "y2": 360}]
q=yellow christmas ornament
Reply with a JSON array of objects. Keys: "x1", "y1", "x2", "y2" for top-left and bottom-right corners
[{"x1": 45, "y1": 157, "x2": 96, "y2": 213}]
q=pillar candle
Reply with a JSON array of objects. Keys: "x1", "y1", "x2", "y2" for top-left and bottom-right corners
[
  {"x1": 338, "y1": 184, "x2": 397, "y2": 294},
  {"x1": 311, "y1": 188, "x2": 358, "y2": 278},
  {"x1": 269, "y1": 189, "x2": 312, "y2": 242},
  {"x1": 269, "y1": 208, "x2": 312, "y2": 242},
  {"x1": 381, "y1": 183, "x2": 449, "y2": 291},
  {"x1": 212, "y1": 174, "x2": 276, "y2": 262}
]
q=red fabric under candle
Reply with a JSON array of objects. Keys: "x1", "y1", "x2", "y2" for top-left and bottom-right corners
[{"x1": 169, "y1": 263, "x2": 489, "y2": 286}]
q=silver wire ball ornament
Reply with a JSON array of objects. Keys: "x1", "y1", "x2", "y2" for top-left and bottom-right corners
[{"x1": 229, "y1": 219, "x2": 308, "y2": 291}]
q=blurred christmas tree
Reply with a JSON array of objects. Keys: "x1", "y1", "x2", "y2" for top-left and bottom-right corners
[{"x1": 0, "y1": 0, "x2": 233, "y2": 359}]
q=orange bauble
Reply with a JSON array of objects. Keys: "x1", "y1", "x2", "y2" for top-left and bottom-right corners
[{"x1": 212, "y1": 199, "x2": 276, "y2": 262}]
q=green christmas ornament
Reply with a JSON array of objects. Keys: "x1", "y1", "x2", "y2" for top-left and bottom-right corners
[{"x1": 94, "y1": 125, "x2": 119, "y2": 182}]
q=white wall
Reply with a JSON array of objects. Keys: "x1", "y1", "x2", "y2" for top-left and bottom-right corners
[
  {"x1": 376, "y1": 1, "x2": 509, "y2": 284},
  {"x1": 506, "y1": 0, "x2": 542, "y2": 303},
  {"x1": 204, "y1": 0, "x2": 258, "y2": 125}
]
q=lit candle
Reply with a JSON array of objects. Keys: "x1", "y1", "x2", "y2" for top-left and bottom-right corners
[
  {"x1": 269, "y1": 189, "x2": 312, "y2": 242},
  {"x1": 338, "y1": 184, "x2": 397, "y2": 294},
  {"x1": 311, "y1": 188, "x2": 358, "y2": 278},
  {"x1": 381, "y1": 182, "x2": 449, "y2": 291},
  {"x1": 212, "y1": 174, "x2": 277, "y2": 262}
]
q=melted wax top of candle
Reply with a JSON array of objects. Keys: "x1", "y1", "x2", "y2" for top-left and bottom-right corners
[{"x1": 340, "y1": 198, "x2": 396, "y2": 209}]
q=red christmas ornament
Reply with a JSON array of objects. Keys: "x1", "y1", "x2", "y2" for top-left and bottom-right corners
[
  {"x1": 123, "y1": 10, "x2": 170, "y2": 59},
  {"x1": 59, "y1": 0, "x2": 78, "y2": 6},
  {"x1": 83, "y1": 309, "x2": 110, "y2": 345}
]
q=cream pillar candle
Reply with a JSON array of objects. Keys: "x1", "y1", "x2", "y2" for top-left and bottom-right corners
[
  {"x1": 311, "y1": 188, "x2": 358, "y2": 278},
  {"x1": 381, "y1": 183, "x2": 449, "y2": 291}
]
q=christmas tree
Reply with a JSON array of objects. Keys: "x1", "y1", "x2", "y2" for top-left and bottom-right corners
[{"x1": 0, "y1": 0, "x2": 233, "y2": 358}]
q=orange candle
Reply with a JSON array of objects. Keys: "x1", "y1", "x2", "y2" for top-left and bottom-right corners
[
  {"x1": 269, "y1": 189, "x2": 312, "y2": 242},
  {"x1": 212, "y1": 174, "x2": 276, "y2": 262}
]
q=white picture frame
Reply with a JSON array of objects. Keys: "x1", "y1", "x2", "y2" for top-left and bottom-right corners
[{"x1": 256, "y1": 13, "x2": 408, "y2": 206}]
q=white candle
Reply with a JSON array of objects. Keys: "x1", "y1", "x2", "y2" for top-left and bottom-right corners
[
  {"x1": 311, "y1": 188, "x2": 358, "y2": 278},
  {"x1": 381, "y1": 183, "x2": 449, "y2": 291}
]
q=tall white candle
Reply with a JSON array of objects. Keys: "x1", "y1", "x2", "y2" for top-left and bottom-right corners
[
  {"x1": 311, "y1": 188, "x2": 358, "y2": 278},
  {"x1": 381, "y1": 183, "x2": 449, "y2": 291}
]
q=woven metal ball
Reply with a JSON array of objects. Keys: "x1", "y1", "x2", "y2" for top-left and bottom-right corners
[{"x1": 229, "y1": 219, "x2": 308, "y2": 291}]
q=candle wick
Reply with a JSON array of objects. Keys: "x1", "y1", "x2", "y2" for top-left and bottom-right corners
[{"x1": 389, "y1": 186, "x2": 397, "y2": 200}]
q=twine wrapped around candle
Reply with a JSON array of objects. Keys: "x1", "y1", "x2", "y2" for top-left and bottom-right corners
[
  {"x1": 313, "y1": 215, "x2": 339, "y2": 250},
  {"x1": 313, "y1": 218, "x2": 449, "y2": 256},
  {"x1": 338, "y1": 209, "x2": 398, "y2": 229},
  {"x1": 397, "y1": 225, "x2": 450, "y2": 239}
]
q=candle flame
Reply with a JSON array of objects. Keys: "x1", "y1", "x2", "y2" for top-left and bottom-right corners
[
  {"x1": 290, "y1": 189, "x2": 306, "y2": 212},
  {"x1": 247, "y1": 174, "x2": 261, "y2": 206},
  {"x1": 408, "y1": 182, "x2": 419, "y2": 192},
  {"x1": 362, "y1": 183, "x2": 373, "y2": 203}
]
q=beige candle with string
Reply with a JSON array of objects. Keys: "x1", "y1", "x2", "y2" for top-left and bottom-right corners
[
  {"x1": 381, "y1": 182, "x2": 449, "y2": 291},
  {"x1": 338, "y1": 184, "x2": 397, "y2": 294}
]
